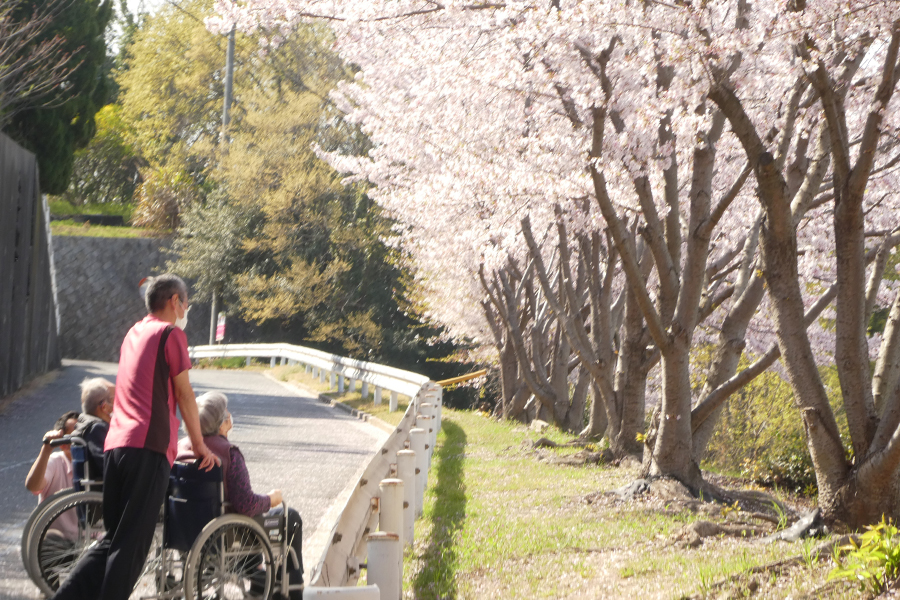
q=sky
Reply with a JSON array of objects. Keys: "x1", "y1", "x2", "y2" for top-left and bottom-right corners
[
  {"x1": 108, "y1": 0, "x2": 186, "y2": 52},
  {"x1": 128, "y1": 0, "x2": 166, "y2": 15}
]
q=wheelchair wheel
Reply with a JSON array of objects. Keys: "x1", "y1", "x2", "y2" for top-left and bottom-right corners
[
  {"x1": 183, "y1": 514, "x2": 274, "y2": 600},
  {"x1": 27, "y1": 490, "x2": 104, "y2": 597},
  {"x1": 20, "y1": 488, "x2": 75, "y2": 584}
]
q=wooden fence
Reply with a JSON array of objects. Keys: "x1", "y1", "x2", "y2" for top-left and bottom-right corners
[{"x1": 0, "y1": 132, "x2": 60, "y2": 397}]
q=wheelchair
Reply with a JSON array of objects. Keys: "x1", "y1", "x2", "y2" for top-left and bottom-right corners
[
  {"x1": 23, "y1": 448, "x2": 303, "y2": 600},
  {"x1": 20, "y1": 436, "x2": 105, "y2": 596}
]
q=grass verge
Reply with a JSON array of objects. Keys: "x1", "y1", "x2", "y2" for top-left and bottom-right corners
[
  {"x1": 404, "y1": 409, "x2": 859, "y2": 599},
  {"x1": 48, "y1": 200, "x2": 135, "y2": 219},
  {"x1": 50, "y1": 220, "x2": 159, "y2": 238}
]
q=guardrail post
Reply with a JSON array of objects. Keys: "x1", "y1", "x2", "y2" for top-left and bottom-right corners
[
  {"x1": 361, "y1": 380, "x2": 369, "y2": 399},
  {"x1": 338, "y1": 374, "x2": 345, "y2": 393},
  {"x1": 408, "y1": 428, "x2": 427, "y2": 517},
  {"x1": 425, "y1": 390, "x2": 442, "y2": 432},
  {"x1": 396, "y1": 450, "x2": 416, "y2": 546},
  {"x1": 420, "y1": 402, "x2": 440, "y2": 442},
  {"x1": 415, "y1": 415, "x2": 435, "y2": 466},
  {"x1": 366, "y1": 532, "x2": 400, "y2": 600},
  {"x1": 320, "y1": 369, "x2": 326, "y2": 383},
  {"x1": 270, "y1": 357, "x2": 277, "y2": 368},
  {"x1": 305, "y1": 364, "x2": 311, "y2": 374},
  {"x1": 245, "y1": 357, "x2": 251, "y2": 367},
  {"x1": 348, "y1": 377, "x2": 355, "y2": 393},
  {"x1": 379, "y1": 478, "x2": 405, "y2": 549},
  {"x1": 330, "y1": 371, "x2": 336, "y2": 389},
  {"x1": 374, "y1": 386, "x2": 382, "y2": 405},
  {"x1": 419, "y1": 402, "x2": 434, "y2": 420},
  {"x1": 389, "y1": 391, "x2": 398, "y2": 412},
  {"x1": 280, "y1": 357, "x2": 286, "y2": 366}
]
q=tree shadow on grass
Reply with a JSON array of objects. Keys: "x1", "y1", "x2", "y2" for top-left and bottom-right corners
[{"x1": 413, "y1": 419, "x2": 467, "y2": 599}]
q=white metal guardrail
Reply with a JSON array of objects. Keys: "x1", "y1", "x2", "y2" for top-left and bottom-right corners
[
  {"x1": 190, "y1": 343, "x2": 428, "y2": 401},
  {"x1": 188, "y1": 343, "x2": 443, "y2": 600}
]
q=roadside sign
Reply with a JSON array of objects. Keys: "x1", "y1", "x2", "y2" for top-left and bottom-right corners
[{"x1": 215, "y1": 314, "x2": 226, "y2": 342}]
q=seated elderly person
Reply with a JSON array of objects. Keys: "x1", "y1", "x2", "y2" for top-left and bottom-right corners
[
  {"x1": 177, "y1": 391, "x2": 303, "y2": 597},
  {"x1": 72, "y1": 377, "x2": 115, "y2": 480}
]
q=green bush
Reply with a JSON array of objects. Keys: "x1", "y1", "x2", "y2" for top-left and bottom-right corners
[
  {"x1": 740, "y1": 447, "x2": 817, "y2": 496},
  {"x1": 700, "y1": 353, "x2": 850, "y2": 496}
]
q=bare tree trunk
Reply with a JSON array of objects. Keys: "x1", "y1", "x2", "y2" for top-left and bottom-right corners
[
  {"x1": 692, "y1": 118, "x2": 836, "y2": 461},
  {"x1": 567, "y1": 367, "x2": 590, "y2": 433},
  {"x1": 520, "y1": 213, "x2": 650, "y2": 455},
  {"x1": 874, "y1": 289, "x2": 900, "y2": 414},
  {"x1": 480, "y1": 262, "x2": 571, "y2": 428},
  {"x1": 550, "y1": 323, "x2": 572, "y2": 428},
  {"x1": 613, "y1": 286, "x2": 653, "y2": 456},
  {"x1": 709, "y1": 80, "x2": 853, "y2": 514},
  {"x1": 832, "y1": 160, "x2": 878, "y2": 459},
  {"x1": 501, "y1": 339, "x2": 529, "y2": 421}
]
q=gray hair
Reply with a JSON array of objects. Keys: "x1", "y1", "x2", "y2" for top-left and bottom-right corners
[
  {"x1": 80, "y1": 377, "x2": 112, "y2": 415},
  {"x1": 145, "y1": 274, "x2": 188, "y2": 313},
  {"x1": 196, "y1": 391, "x2": 229, "y2": 437}
]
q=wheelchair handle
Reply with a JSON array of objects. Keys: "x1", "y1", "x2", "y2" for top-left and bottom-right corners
[{"x1": 45, "y1": 435, "x2": 86, "y2": 448}]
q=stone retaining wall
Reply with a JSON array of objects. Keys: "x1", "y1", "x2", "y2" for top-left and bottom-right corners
[{"x1": 52, "y1": 236, "x2": 213, "y2": 361}]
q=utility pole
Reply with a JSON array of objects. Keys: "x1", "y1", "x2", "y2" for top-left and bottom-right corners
[
  {"x1": 222, "y1": 26, "x2": 235, "y2": 140},
  {"x1": 210, "y1": 26, "x2": 235, "y2": 345}
]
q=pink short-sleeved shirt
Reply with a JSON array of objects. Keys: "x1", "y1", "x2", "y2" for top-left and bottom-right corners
[
  {"x1": 34, "y1": 452, "x2": 76, "y2": 539},
  {"x1": 105, "y1": 315, "x2": 191, "y2": 466}
]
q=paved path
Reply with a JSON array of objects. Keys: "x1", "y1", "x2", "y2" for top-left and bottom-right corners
[{"x1": 0, "y1": 360, "x2": 387, "y2": 599}]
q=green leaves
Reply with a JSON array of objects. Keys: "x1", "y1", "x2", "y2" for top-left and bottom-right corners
[
  {"x1": 828, "y1": 516, "x2": 900, "y2": 594},
  {"x1": 58, "y1": 104, "x2": 141, "y2": 207}
]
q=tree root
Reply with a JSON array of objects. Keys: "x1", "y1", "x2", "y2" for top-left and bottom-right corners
[
  {"x1": 531, "y1": 437, "x2": 595, "y2": 449},
  {"x1": 550, "y1": 448, "x2": 612, "y2": 466},
  {"x1": 531, "y1": 437, "x2": 641, "y2": 467},
  {"x1": 602, "y1": 475, "x2": 804, "y2": 535}
]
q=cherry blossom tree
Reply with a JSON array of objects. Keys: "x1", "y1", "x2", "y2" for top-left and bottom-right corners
[{"x1": 215, "y1": 0, "x2": 900, "y2": 523}]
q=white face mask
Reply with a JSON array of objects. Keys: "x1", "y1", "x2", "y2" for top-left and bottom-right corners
[{"x1": 175, "y1": 304, "x2": 190, "y2": 330}]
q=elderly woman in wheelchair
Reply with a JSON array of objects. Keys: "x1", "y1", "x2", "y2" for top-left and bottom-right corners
[{"x1": 176, "y1": 391, "x2": 304, "y2": 600}]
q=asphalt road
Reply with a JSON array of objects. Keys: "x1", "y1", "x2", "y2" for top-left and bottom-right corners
[{"x1": 0, "y1": 360, "x2": 388, "y2": 599}]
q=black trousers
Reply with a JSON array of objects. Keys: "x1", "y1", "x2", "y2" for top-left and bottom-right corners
[{"x1": 53, "y1": 447, "x2": 170, "y2": 600}]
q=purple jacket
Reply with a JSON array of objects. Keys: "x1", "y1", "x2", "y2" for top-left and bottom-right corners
[{"x1": 176, "y1": 435, "x2": 270, "y2": 516}]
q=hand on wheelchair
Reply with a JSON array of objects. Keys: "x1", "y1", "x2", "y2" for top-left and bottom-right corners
[
  {"x1": 41, "y1": 429, "x2": 67, "y2": 445},
  {"x1": 267, "y1": 489, "x2": 283, "y2": 508},
  {"x1": 192, "y1": 440, "x2": 221, "y2": 472}
]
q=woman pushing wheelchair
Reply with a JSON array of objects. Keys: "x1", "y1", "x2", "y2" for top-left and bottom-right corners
[{"x1": 177, "y1": 391, "x2": 304, "y2": 599}]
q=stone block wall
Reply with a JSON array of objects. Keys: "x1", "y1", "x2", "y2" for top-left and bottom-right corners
[
  {"x1": 52, "y1": 236, "x2": 213, "y2": 362},
  {"x1": 52, "y1": 235, "x2": 270, "y2": 361}
]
